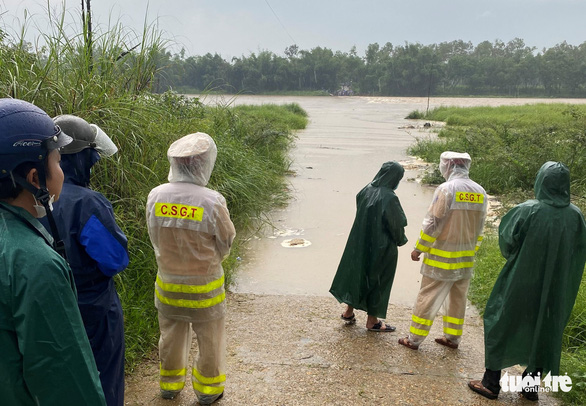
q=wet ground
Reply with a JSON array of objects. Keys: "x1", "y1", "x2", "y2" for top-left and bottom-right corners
[
  {"x1": 125, "y1": 96, "x2": 578, "y2": 405},
  {"x1": 125, "y1": 294, "x2": 560, "y2": 405}
]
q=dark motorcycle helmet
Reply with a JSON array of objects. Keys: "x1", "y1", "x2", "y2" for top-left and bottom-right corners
[
  {"x1": 0, "y1": 98, "x2": 72, "y2": 258},
  {"x1": 0, "y1": 98, "x2": 71, "y2": 178}
]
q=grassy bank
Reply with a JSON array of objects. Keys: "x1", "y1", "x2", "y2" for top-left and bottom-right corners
[
  {"x1": 1, "y1": 15, "x2": 307, "y2": 370},
  {"x1": 408, "y1": 104, "x2": 586, "y2": 403}
]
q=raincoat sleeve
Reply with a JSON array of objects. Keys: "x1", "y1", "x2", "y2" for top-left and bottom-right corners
[
  {"x1": 415, "y1": 186, "x2": 450, "y2": 252},
  {"x1": 498, "y1": 203, "x2": 530, "y2": 260},
  {"x1": 214, "y1": 195, "x2": 236, "y2": 259},
  {"x1": 79, "y1": 195, "x2": 129, "y2": 277},
  {"x1": 15, "y1": 258, "x2": 106, "y2": 405},
  {"x1": 384, "y1": 196, "x2": 408, "y2": 246}
]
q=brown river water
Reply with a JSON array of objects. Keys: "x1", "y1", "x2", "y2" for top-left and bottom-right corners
[{"x1": 198, "y1": 95, "x2": 586, "y2": 305}]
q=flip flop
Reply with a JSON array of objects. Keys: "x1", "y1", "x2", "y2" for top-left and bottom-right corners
[
  {"x1": 367, "y1": 321, "x2": 395, "y2": 332},
  {"x1": 340, "y1": 313, "x2": 356, "y2": 325},
  {"x1": 468, "y1": 380, "x2": 498, "y2": 400},
  {"x1": 398, "y1": 337, "x2": 419, "y2": 350},
  {"x1": 435, "y1": 336, "x2": 459, "y2": 349}
]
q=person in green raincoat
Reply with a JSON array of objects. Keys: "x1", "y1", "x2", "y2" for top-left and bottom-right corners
[
  {"x1": 0, "y1": 99, "x2": 106, "y2": 405},
  {"x1": 329, "y1": 161, "x2": 408, "y2": 331},
  {"x1": 469, "y1": 161, "x2": 586, "y2": 402}
]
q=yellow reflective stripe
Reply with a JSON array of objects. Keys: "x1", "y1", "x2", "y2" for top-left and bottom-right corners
[
  {"x1": 475, "y1": 246, "x2": 480, "y2": 252},
  {"x1": 420, "y1": 231, "x2": 436, "y2": 243},
  {"x1": 156, "y1": 275, "x2": 224, "y2": 294},
  {"x1": 444, "y1": 327, "x2": 463, "y2": 336},
  {"x1": 443, "y1": 316, "x2": 464, "y2": 325},
  {"x1": 477, "y1": 235, "x2": 484, "y2": 241},
  {"x1": 415, "y1": 242, "x2": 430, "y2": 253},
  {"x1": 156, "y1": 289, "x2": 226, "y2": 309},
  {"x1": 412, "y1": 315, "x2": 433, "y2": 326},
  {"x1": 410, "y1": 326, "x2": 430, "y2": 336},
  {"x1": 192, "y1": 381, "x2": 224, "y2": 395},
  {"x1": 160, "y1": 366, "x2": 186, "y2": 377},
  {"x1": 192, "y1": 368, "x2": 226, "y2": 385},
  {"x1": 423, "y1": 258, "x2": 474, "y2": 270},
  {"x1": 160, "y1": 381, "x2": 185, "y2": 391},
  {"x1": 427, "y1": 247, "x2": 476, "y2": 259}
]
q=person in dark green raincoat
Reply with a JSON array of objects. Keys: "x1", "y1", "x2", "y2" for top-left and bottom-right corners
[
  {"x1": 329, "y1": 161, "x2": 408, "y2": 331},
  {"x1": 469, "y1": 162, "x2": 586, "y2": 401},
  {"x1": 0, "y1": 99, "x2": 106, "y2": 405}
]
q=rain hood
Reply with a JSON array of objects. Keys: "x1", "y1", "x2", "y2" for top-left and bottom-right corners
[
  {"x1": 534, "y1": 161, "x2": 571, "y2": 208},
  {"x1": 167, "y1": 132, "x2": 217, "y2": 186}
]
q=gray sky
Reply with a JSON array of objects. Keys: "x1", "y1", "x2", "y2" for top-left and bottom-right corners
[{"x1": 1, "y1": 0, "x2": 585, "y2": 58}]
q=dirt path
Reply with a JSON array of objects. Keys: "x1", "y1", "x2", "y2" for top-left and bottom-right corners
[{"x1": 125, "y1": 293, "x2": 560, "y2": 405}]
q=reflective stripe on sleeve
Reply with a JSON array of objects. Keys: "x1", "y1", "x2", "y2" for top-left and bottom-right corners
[
  {"x1": 155, "y1": 289, "x2": 226, "y2": 309},
  {"x1": 415, "y1": 242, "x2": 431, "y2": 253},
  {"x1": 412, "y1": 315, "x2": 433, "y2": 326},
  {"x1": 420, "y1": 231, "x2": 436, "y2": 243},
  {"x1": 443, "y1": 316, "x2": 464, "y2": 325},
  {"x1": 156, "y1": 275, "x2": 224, "y2": 294}
]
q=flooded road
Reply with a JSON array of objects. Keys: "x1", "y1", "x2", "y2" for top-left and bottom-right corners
[{"x1": 200, "y1": 96, "x2": 586, "y2": 305}]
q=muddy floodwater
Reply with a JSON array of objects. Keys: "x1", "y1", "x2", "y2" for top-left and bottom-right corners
[{"x1": 199, "y1": 95, "x2": 586, "y2": 305}]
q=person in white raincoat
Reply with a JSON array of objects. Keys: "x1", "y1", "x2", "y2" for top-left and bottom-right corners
[
  {"x1": 146, "y1": 132, "x2": 236, "y2": 404},
  {"x1": 398, "y1": 152, "x2": 487, "y2": 350}
]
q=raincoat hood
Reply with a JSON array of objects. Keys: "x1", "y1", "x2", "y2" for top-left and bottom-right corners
[
  {"x1": 534, "y1": 161, "x2": 571, "y2": 208},
  {"x1": 370, "y1": 161, "x2": 404, "y2": 190},
  {"x1": 439, "y1": 151, "x2": 471, "y2": 181},
  {"x1": 167, "y1": 132, "x2": 217, "y2": 186},
  {"x1": 61, "y1": 149, "x2": 101, "y2": 187}
]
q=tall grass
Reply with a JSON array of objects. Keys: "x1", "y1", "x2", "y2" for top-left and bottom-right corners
[
  {"x1": 409, "y1": 105, "x2": 586, "y2": 403},
  {"x1": 1, "y1": 9, "x2": 307, "y2": 371}
]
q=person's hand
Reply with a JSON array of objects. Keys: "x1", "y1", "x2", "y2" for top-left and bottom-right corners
[{"x1": 411, "y1": 250, "x2": 421, "y2": 261}]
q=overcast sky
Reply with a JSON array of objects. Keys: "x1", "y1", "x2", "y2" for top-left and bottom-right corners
[{"x1": 1, "y1": 0, "x2": 585, "y2": 59}]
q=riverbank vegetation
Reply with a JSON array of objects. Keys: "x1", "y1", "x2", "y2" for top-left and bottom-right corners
[
  {"x1": 154, "y1": 40, "x2": 586, "y2": 97},
  {"x1": 0, "y1": 16, "x2": 307, "y2": 370},
  {"x1": 408, "y1": 104, "x2": 586, "y2": 403}
]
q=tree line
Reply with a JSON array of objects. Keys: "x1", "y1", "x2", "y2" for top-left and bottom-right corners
[{"x1": 153, "y1": 39, "x2": 586, "y2": 97}]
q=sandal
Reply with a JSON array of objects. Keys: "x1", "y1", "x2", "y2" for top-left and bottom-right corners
[
  {"x1": 340, "y1": 313, "x2": 356, "y2": 325},
  {"x1": 367, "y1": 320, "x2": 395, "y2": 332},
  {"x1": 398, "y1": 337, "x2": 419, "y2": 350},
  {"x1": 435, "y1": 336, "x2": 459, "y2": 349},
  {"x1": 468, "y1": 380, "x2": 498, "y2": 400}
]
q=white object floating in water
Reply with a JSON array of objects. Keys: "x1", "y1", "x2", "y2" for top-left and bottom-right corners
[{"x1": 281, "y1": 238, "x2": 312, "y2": 248}]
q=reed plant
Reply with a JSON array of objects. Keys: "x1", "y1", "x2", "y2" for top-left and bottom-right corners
[{"x1": 1, "y1": 9, "x2": 307, "y2": 371}]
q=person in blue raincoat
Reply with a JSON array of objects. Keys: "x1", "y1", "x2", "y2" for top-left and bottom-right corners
[
  {"x1": 0, "y1": 98, "x2": 106, "y2": 405},
  {"x1": 42, "y1": 115, "x2": 129, "y2": 406},
  {"x1": 329, "y1": 161, "x2": 408, "y2": 331}
]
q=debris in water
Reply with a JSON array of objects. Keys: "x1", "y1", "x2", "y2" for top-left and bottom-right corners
[{"x1": 281, "y1": 238, "x2": 312, "y2": 248}]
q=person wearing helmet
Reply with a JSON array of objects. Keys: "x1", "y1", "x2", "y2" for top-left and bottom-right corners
[
  {"x1": 0, "y1": 98, "x2": 106, "y2": 405},
  {"x1": 399, "y1": 151, "x2": 487, "y2": 350},
  {"x1": 40, "y1": 115, "x2": 129, "y2": 406},
  {"x1": 469, "y1": 162, "x2": 586, "y2": 401},
  {"x1": 146, "y1": 132, "x2": 236, "y2": 404},
  {"x1": 329, "y1": 161, "x2": 408, "y2": 332}
]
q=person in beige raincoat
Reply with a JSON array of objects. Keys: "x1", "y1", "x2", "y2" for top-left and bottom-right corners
[
  {"x1": 146, "y1": 132, "x2": 236, "y2": 404},
  {"x1": 399, "y1": 152, "x2": 487, "y2": 350}
]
